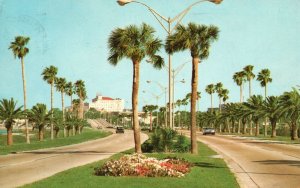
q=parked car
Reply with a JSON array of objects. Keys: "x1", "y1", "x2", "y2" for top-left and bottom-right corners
[
  {"x1": 116, "y1": 126, "x2": 125, "y2": 134},
  {"x1": 203, "y1": 128, "x2": 215, "y2": 135}
]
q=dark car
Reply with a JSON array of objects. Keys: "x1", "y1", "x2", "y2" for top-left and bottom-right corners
[
  {"x1": 203, "y1": 128, "x2": 215, "y2": 135},
  {"x1": 116, "y1": 126, "x2": 125, "y2": 134}
]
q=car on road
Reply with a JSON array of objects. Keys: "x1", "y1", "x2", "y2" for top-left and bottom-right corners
[
  {"x1": 116, "y1": 126, "x2": 125, "y2": 134},
  {"x1": 202, "y1": 128, "x2": 215, "y2": 135}
]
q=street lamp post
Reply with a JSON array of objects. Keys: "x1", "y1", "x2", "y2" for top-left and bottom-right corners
[
  {"x1": 146, "y1": 80, "x2": 167, "y2": 127},
  {"x1": 117, "y1": 0, "x2": 223, "y2": 129}
]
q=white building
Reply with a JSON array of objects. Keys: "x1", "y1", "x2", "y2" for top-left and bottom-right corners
[{"x1": 89, "y1": 95, "x2": 124, "y2": 112}]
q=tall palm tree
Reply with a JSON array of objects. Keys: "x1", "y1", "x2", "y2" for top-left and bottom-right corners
[
  {"x1": 9, "y1": 36, "x2": 30, "y2": 143},
  {"x1": 108, "y1": 23, "x2": 164, "y2": 153},
  {"x1": 280, "y1": 88, "x2": 300, "y2": 140},
  {"x1": 233, "y1": 71, "x2": 246, "y2": 103},
  {"x1": 55, "y1": 77, "x2": 67, "y2": 136},
  {"x1": 243, "y1": 65, "x2": 255, "y2": 98},
  {"x1": 65, "y1": 82, "x2": 74, "y2": 112},
  {"x1": 257, "y1": 69, "x2": 272, "y2": 99},
  {"x1": 257, "y1": 69, "x2": 272, "y2": 136},
  {"x1": 261, "y1": 96, "x2": 282, "y2": 138},
  {"x1": 28, "y1": 103, "x2": 51, "y2": 141},
  {"x1": 0, "y1": 98, "x2": 24, "y2": 145},
  {"x1": 205, "y1": 84, "x2": 215, "y2": 113},
  {"x1": 41, "y1": 65, "x2": 58, "y2": 140},
  {"x1": 166, "y1": 22, "x2": 219, "y2": 154},
  {"x1": 215, "y1": 82, "x2": 223, "y2": 112},
  {"x1": 74, "y1": 80, "x2": 86, "y2": 120},
  {"x1": 220, "y1": 89, "x2": 229, "y2": 104}
]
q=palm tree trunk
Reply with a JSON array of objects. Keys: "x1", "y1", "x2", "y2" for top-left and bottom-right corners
[
  {"x1": 255, "y1": 121, "x2": 259, "y2": 136},
  {"x1": 150, "y1": 112, "x2": 153, "y2": 131},
  {"x1": 264, "y1": 85, "x2": 268, "y2": 136},
  {"x1": 50, "y1": 81, "x2": 54, "y2": 140},
  {"x1": 7, "y1": 126, "x2": 13, "y2": 145},
  {"x1": 39, "y1": 127, "x2": 44, "y2": 141},
  {"x1": 21, "y1": 57, "x2": 30, "y2": 144},
  {"x1": 210, "y1": 94, "x2": 213, "y2": 113},
  {"x1": 79, "y1": 92, "x2": 84, "y2": 119},
  {"x1": 238, "y1": 120, "x2": 241, "y2": 134},
  {"x1": 72, "y1": 125, "x2": 75, "y2": 136},
  {"x1": 240, "y1": 84, "x2": 243, "y2": 103},
  {"x1": 190, "y1": 57, "x2": 199, "y2": 154},
  {"x1": 70, "y1": 95, "x2": 73, "y2": 112},
  {"x1": 291, "y1": 122, "x2": 298, "y2": 140},
  {"x1": 132, "y1": 60, "x2": 141, "y2": 153},
  {"x1": 219, "y1": 97, "x2": 222, "y2": 113},
  {"x1": 271, "y1": 120, "x2": 276, "y2": 138}
]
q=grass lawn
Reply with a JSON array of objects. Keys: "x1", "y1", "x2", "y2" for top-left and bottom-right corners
[
  {"x1": 23, "y1": 142, "x2": 239, "y2": 188},
  {"x1": 0, "y1": 128, "x2": 111, "y2": 155}
]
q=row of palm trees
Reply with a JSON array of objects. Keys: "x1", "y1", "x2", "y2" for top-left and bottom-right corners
[
  {"x1": 198, "y1": 89, "x2": 300, "y2": 140},
  {"x1": 1, "y1": 36, "x2": 88, "y2": 145},
  {"x1": 108, "y1": 22, "x2": 219, "y2": 154}
]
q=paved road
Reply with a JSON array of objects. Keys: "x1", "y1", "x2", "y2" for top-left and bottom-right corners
[
  {"x1": 0, "y1": 128, "x2": 148, "y2": 188},
  {"x1": 194, "y1": 133, "x2": 300, "y2": 188}
]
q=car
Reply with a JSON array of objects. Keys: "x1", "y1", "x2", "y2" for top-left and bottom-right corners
[
  {"x1": 202, "y1": 128, "x2": 215, "y2": 135},
  {"x1": 116, "y1": 126, "x2": 125, "y2": 134}
]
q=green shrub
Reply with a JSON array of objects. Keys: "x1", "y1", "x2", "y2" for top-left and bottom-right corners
[{"x1": 172, "y1": 134, "x2": 191, "y2": 153}]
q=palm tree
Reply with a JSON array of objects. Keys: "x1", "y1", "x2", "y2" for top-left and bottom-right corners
[
  {"x1": 205, "y1": 84, "x2": 215, "y2": 113},
  {"x1": 215, "y1": 82, "x2": 223, "y2": 112},
  {"x1": 108, "y1": 23, "x2": 164, "y2": 153},
  {"x1": 142, "y1": 105, "x2": 158, "y2": 131},
  {"x1": 243, "y1": 95, "x2": 264, "y2": 136},
  {"x1": 65, "y1": 82, "x2": 74, "y2": 112},
  {"x1": 185, "y1": 92, "x2": 201, "y2": 112},
  {"x1": 55, "y1": 77, "x2": 67, "y2": 137},
  {"x1": 159, "y1": 107, "x2": 166, "y2": 127},
  {"x1": 41, "y1": 65, "x2": 58, "y2": 140},
  {"x1": 220, "y1": 89, "x2": 229, "y2": 104},
  {"x1": 28, "y1": 103, "x2": 51, "y2": 141},
  {"x1": 261, "y1": 96, "x2": 282, "y2": 137},
  {"x1": 166, "y1": 22, "x2": 219, "y2": 154},
  {"x1": 257, "y1": 69, "x2": 272, "y2": 99},
  {"x1": 243, "y1": 65, "x2": 255, "y2": 98},
  {"x1": 280, "y1": 88, "x2": 300, "y2": 140},
  {"x1": 74, "y1": 80, "x2": 86, "y2": 120},
  {"x1": 9, "y1": 36, "x2": 30, "y2": 143},
  {"x1": 233, "y1": 71, "x2": 246, "y2": 103},
  {"x1": 257, "y1": 69, "x2": 272, "y2": 136},
  {"x1": 0, "y1": 98, "x2": 24, "y2": 145}
]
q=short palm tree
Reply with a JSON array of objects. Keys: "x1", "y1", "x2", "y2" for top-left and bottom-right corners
[
  {"x1": 0, "y1": 98, "x2": 24, "y2": 145},
  {"x1": 142, "y1": 105, "x2": 158, "y2": 131},
  {"x1": 205, "y1": 84, "x2": 215, "y2": 112},
  {"x1": 166, "y1": 22, "x2": 219, "y2": 154},
  {"x1": 108, "y1": 23, "x2": 164, "y2": 153},
  {"x1": 74, "y1": 80, "x2": 86, "y2": 120},
  {"x1": 9, "y1": 36, "x2": 30, "y2": 143},
  {"x1": 233, "y1": 71, "x2": 246, "y2": 103},
  {"x1": 261, "y1": 96, "x2": 282, "y2": 137},
  {"x1": 41, "y1": 65, "x2": 58, "y2": 140},
  {"x1": 243, "y1": 95, "x2": 264, "y2": 136},
  {"x1": 280, "y1": 88, "x2": 300, "y2": 140},
  {"x1": 55, "y1": 77, "x2": 67, "y2": 136},
  {"x1": 257, "y1": 69, "x2": 272, "y2": 99},
  {"x1": 28, "y1": 103, "x2": 51, "y2": 141}
]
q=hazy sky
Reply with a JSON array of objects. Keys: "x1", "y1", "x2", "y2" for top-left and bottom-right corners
[{"x1": 0, "y1": 0, "x2": 299, "y2": 111}]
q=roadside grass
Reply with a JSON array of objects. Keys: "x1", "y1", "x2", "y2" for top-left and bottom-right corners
[
  {"x1": 221, "y1": 132, "x2": 300, "y2": 144},
  {"x1": 23, "y1": 142, "x2": 239, "y2": 188},
  {"x1": 0, "y1": 128, "x2": 111, "y2": 155}
]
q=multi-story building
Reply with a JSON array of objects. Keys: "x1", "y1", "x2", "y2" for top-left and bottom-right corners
[{"x1": 89, "y1": 95, "x2": 124, "y2": 112}]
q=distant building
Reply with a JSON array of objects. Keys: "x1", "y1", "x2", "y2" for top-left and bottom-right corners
[{"x1": 89, "y1": 95, "x2": 124, "y2": 112}]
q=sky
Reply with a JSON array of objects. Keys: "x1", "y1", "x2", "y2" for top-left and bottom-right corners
[{"x1": 0, "y1": 0, "x2": 300, "y2": 111}]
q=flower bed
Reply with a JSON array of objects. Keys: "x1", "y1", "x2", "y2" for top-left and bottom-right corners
[{"x1": 94, "y1": 154, "x2": 193, "y2": 177}]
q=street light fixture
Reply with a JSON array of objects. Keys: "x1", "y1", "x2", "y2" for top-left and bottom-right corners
[{"x1": 117, "y1": 0, "x2": 222, "y2": 129}]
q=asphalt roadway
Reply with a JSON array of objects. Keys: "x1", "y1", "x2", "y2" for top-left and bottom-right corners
[
  {"x1": 194, "y1": 132, "x2": 300, "y2": 188},
  {"x1": 0, "y1": 128, "x2": 148, "y2": 188}
]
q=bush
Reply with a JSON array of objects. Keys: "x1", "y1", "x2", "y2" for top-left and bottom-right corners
[
  {"x1": 142, "y1": 128, "x2": 191, "y2": 153},
  {"x1": 94, "y1": 154, "x2": 192, "y2": 177}
]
